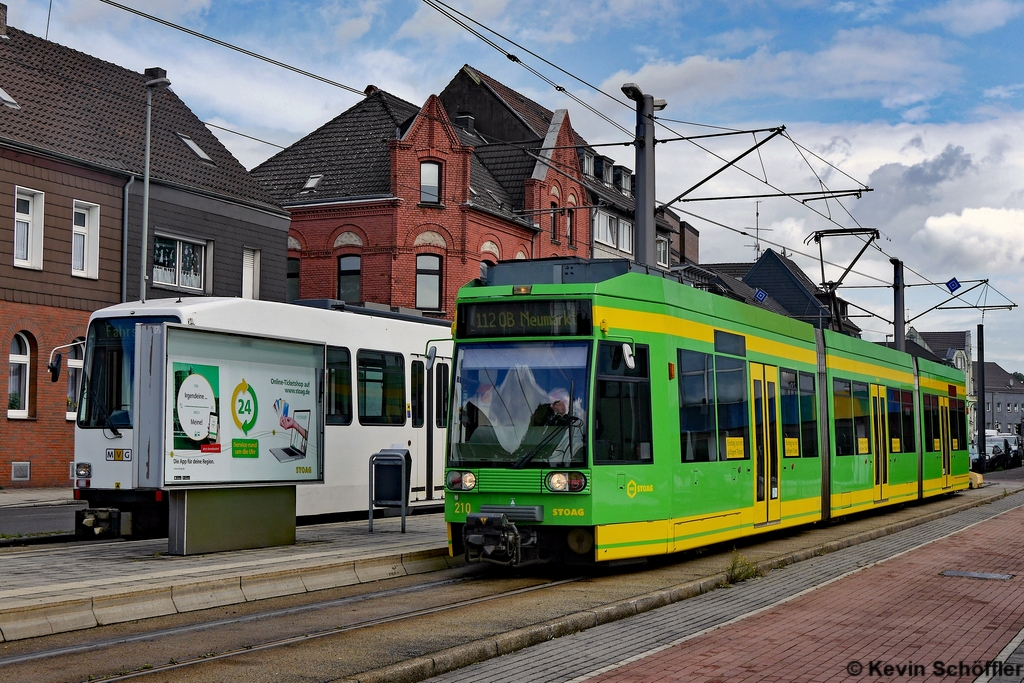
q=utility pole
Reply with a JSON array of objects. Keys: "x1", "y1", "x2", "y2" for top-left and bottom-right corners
[
  {"x1": 621, "y1": 83, "x2": 666, "y2": 268},
  {"x1": 140, "y1": 67, "x2": 170, "y2": 303},
  {"x1": 891, "y1": 258, "x2": 905, "y2": 352},
  {"x1": 977, "y1": 323, "x2": 986, "y2": 474}
]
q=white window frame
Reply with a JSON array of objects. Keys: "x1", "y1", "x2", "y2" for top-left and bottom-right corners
[
  {"x1": 66, "y1": 339, "x2": 85, "y2": 420},
  {"x1": 71, "y1": 201, "x2": 100, "y2": 279},
  {"x1": 582, "y1": 153, "x2": 593, "y2": 176},
  {"x1": 152, "y1": 234, "x2": 209, "y2": 292},
  {"x1": 241, "y1": 247, "x2": 261, "y2": 299},
  {"x1": 656, "y1": 236, "x2": 669, "y2": 267},
  {"x1": 8, "y1": 332, "x2": 30, "y2": 419},
  {"x1": 594, "y1": 211, "x2": 616, "y2": 247},
  {"x1": 619, "y1": 219, "x2": 634, "y2": 254},
  {"x1": 14, "y1": 187, "x2": 44, "y2": 270}
]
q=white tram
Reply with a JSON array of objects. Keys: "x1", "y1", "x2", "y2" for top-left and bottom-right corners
[{"x1": 71, "y1": 298, "x2": 452, "y2": 536}]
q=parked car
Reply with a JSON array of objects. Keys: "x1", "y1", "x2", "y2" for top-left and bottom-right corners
[
  {"x1": 971, "y1": 441, "x2": 1009, "y2": 471},
  {"x1": 996, "y1": 433, "x2": 1022, "y2": 468}
]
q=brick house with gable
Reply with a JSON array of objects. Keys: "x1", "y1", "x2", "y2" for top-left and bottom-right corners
[
  {"x1": 0, "y1": 5, "x2": 289, "y2": 487},
  {"x1": 251, "y1": 83, "x2": 591, "y2": 317},
  {"x1": 439, "y1": 65, "x2": 684, "y2": 269}
]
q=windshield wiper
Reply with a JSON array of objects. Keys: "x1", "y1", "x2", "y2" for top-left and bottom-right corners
[{"x1": 510, "y1": 415, "x2": 583, "y2": 470}]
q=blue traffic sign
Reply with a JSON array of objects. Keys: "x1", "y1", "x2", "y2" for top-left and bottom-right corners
[
  {"x1": 946, "y1": 278, "x2": 961, "y2": 294},
  {"x1": 754, "y1": 288, "x2": 767, "y2": 303}
]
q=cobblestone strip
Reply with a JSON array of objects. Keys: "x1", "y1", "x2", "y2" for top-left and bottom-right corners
[{"x1": 419, "y1": 491, "x2": 1024, "y2": 683}]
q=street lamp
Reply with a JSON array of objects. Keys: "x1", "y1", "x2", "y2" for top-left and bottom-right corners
[
  {"x1": 621, "y1": 83, "x2": 666, "y2": 269},
  {"x1": 140, "y1": 67, "x2": 170, "y2": 303}
]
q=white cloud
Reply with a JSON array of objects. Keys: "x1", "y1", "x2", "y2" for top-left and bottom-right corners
[
  {"x1": 601, "y1": 27, "x2": 958, "y2": 114},
  {"x1": 914, "y1": 207, "x2": 1024, "y2": 271},
  {"x1": 984, "y1": 84, "x2": 1024, "y2": 99},
  {"x1": 907, "y1": 0, "x2": 1024, "y2": 36}
]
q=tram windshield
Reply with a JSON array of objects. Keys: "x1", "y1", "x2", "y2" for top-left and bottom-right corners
[
  {"x1": 78, "y1": 316, "x2": 178, "y2": 429},
  {"x1": 449, "y1": 341, "x2": 590, "y2": 469}
]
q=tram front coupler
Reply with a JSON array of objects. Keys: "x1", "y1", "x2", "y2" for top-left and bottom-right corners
[{"x1": 463, "y1": 513, "x2": 539, "y2": 566}]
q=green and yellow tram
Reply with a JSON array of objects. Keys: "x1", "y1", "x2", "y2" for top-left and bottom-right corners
[{"x1": 444, "y1": 259, "x2": 969, "y2": 566}]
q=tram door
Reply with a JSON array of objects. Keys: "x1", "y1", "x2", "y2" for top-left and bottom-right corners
[
  {"x1": 939, "y1": 396, "x2": 952, "y2": 489},
  {"x1": 750, "y1": 363, "x2": 781, "y2": 525},
  {"x1": 870, "y1": 385, "x2": 889, "y2": 503}
]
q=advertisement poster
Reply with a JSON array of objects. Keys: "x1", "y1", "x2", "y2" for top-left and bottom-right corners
[{"x1": 163, "y1": 326, "x2": 324, "y2": 487}]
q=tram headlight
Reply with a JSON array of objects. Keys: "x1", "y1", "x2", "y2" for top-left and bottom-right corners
[
  {"x1": 546, "y1": 471, "x2": 587, "y2": 493},
  {"x1": 447, "y1": 470, "x2": 476, "y2": 491},
  {"x1": 75, "y1": 462, "x2": 92, "y2": 478}
]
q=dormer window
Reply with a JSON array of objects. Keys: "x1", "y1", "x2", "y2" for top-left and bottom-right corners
[
  {"x1": 177, "y1": 133, "x2": 214, "y2": 162},
  {"x1": 0, "y1": 85, "x2": 20, "y2": 110},
  {"x1": 302, "y1": 174, "x2": 323, "y2": 191},
  {"x1": 581, "y1": 153, "x2": 594, "y2": 176}
]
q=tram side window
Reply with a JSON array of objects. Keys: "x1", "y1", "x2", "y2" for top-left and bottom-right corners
[
  {"x1": 435, "y1": 362, "x2": 450, "y2": 428},
  {"x1": 853, "y1": 382, "x2": 871, "y2": 455},
  {"x1": 833, "y1": 379, "x2": 854, "y2": 456},
  {"x1": 901, "y1": 391, "x2": 915, "y2": 453},
  {"x1": 716, "y1": 356, "x2": 749, "y2": 460},
  {"x1": 800, "y1": 372, "x2": 818, "y2": 458},
  {"x1": 780, "y1": 369, "x2": 801, "y2": 458},
  {"x1": 326, "y1": 346, "x2": 352, "y2": 425},
  {"x1": 412, "y1": 361, "x2": 425, "y2": 428},
  {"x1": 923, "y1": 394, "x2": 939, "y2": 452},
  {"x1": 594, "y1": 342, "x2": 653, "y2": 464},
  {"x1": 357, "y1": 350, "x2": 405, "y2": 425},
  {"x1": 952, "y1": 398, "x2": 966, "y2": 450},
  {"x1": 678, "y1": 349, "x2": 717, "y2": 462},
  {"x1": 887, "y1": 388, "x2": 903, "y2": 452}
]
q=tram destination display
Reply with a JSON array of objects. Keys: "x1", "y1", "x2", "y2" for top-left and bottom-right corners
[
  {"x1": 155, "y1": 325, "x2": 325, "y2": 487},
  {"x1": 458, "y1": 299, "x2": 592, "y2": 338}
]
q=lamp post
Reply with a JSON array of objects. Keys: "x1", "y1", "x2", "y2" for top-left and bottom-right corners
[
  {"x1": 140, "y1": 67, "x2": 170, "y2": 303},
  {"x1": 621, "y1": 83, "x2": 666, "y2": 269}
]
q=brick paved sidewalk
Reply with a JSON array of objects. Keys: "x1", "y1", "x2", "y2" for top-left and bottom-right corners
[{"x1": 587, "y1": 502, "x2": 1024, "y2": 682}]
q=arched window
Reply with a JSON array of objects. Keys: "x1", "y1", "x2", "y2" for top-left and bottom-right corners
[
  {"x1": 337, "y1": 255, "x2": 361, "y2": 303},
  {"x1": 550, "y1": 202, "x2": 559, "y2": 240},
  {"x1": 566, "y1": 209, "x2": 575, "y2": 246},
  {"x1": 8, "y1": 332, "x2": 30, "y2": 418},
  {"x1": 67, "y1": 338, "x2": 85, "y2": 420},
  {"x1": 420, "y1": 162, "x2": 441, "y2": 204},
  {"x1": 416, "y1": 254, "x2": 442, "y2": 310}
]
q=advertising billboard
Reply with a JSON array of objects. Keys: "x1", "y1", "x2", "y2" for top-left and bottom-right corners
[{"x1": 161, "y1": 325, "x2": 324, "y2": 487}]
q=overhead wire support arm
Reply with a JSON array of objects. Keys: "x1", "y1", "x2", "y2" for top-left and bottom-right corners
[
  {"x1": 680, "y1": 189, "x2": 869, "y2": 203},
  {"x1": 906, "y1": 280, "x2": 990, "y2": 323},
  {"x1": 661, "y1": 127, "x2": 786, "y2": 208},
  {"x1": 805, "y1": 227, "x2": 880, "y2": 334}
]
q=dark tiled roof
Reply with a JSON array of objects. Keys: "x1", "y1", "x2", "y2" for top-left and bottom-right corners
[
  {"x1": 973, "y1": 362, "x2": 1021, "y2": 392},
  {"x1": 0, "y1": 26, "x2": 279, "y2": 211},
  {"x1": 919, "y1": 331, "x2": 970, "y2": 356},
  {"x1": 451, "y1": 125, "x2": 528, "y2": 226},
  {"x1": 251, "y1": 89, "x2": 420, "y2": 204},
  {"x1": 702, "y1": 262, "x2": 752, "y2": 280},
  {"x1": 473, "y1": 139, "x2": 537, "y2": 210}
]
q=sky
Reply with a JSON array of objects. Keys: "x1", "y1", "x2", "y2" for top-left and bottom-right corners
[{"x1": 7, "y1": 0, "x2": 1024, "y2": 367}]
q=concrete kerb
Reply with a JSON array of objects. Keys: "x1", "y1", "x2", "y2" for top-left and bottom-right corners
[
  {"x1": 0, "y1": 546, "x2": 463, "y2": 642},
  {"x1": 340, "y1": 487, "x2": 1019, "y2": 683}
]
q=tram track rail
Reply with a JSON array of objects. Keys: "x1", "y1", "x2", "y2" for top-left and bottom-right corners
[{"x1": 0, "y1": 570, "x2": 584, "y2": 683}]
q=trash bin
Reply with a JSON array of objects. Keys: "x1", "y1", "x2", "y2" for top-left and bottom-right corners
[{"x1": 369, "y1": 449, "x2": 411, "y2": 532}]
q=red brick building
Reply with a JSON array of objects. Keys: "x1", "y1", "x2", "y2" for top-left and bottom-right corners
[{"x1": 252, "y1": 81, "x2": 591, "y2": 317}]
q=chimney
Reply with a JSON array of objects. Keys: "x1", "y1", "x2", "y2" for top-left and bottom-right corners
[
  {"x1": 364, "y1": 84, "x2": 379, "y2": 96},
  {"x1": 1, "y1": 4, "x2": 8, "y2": 39},
  {"x1": 454, "y1": 112, "x2": 475, "y2": 133}
]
